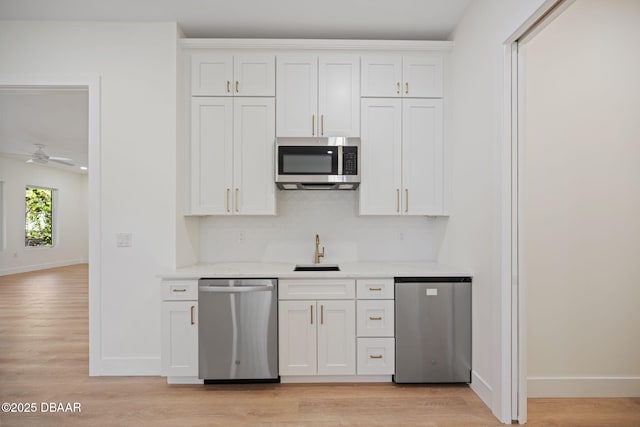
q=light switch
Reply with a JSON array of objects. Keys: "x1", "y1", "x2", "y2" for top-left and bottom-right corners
[{"x1": 116, "y1": 233, "x2": 132, "y2": 248}]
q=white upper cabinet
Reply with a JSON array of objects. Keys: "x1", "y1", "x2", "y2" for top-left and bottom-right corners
[
  {"x1": 402, "y1": 98, "x2": 443, "y2": 215},
  {"x1": 191, "y1": 53, "x2": 275, "y2": 96},
  {"x1": 277, "y1": 54, "x2": 360, "y2": 137},
  {"x1": 361, "y1": 54, "x2": 443, "y2": 98},
  {"x1": 360, "y1": 98, "x2": 444, "y2": 216},
  {"x1": 318, "y1": 56, "x2": 360, "y2": 137},
  {"x1": 276, "y1": 55, "x2": 318, "y2": 137},
  {"x1": 189, "y1": 97, "x2": 275, "y2": 215}
]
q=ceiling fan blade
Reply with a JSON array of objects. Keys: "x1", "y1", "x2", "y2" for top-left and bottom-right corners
[{"x1": 50, "y1": 158, "x2": 75, "y2": 167}]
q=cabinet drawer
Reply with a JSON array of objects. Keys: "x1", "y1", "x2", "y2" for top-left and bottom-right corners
[
  {"x1": 162, "y1": 280, "x2": 198, "y2": 301},
  {"x1": 279, "y1": 279, "x2": 355, "y2": 300},
  {"x1": 357, "y1": 338, "x2": 395, "y2": 375},
  {"x1": 357, "y1": 300, "x2": 394, "y2": 337},
  {"x1": 356, "y1": 279, "x2": 394, "y2": 299}
]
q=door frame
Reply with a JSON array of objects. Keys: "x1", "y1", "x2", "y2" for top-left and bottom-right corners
[
  {"x1": 0, "y1": 73, "x2": 102, "y2": 375},
  {"x1": 501, "y1": 1, "x2": 574, "y2": 423}
]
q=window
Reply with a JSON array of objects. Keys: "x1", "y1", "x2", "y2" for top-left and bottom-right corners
[{"x1": 25, "y1": 186, "x2": 55, "y2": 247}]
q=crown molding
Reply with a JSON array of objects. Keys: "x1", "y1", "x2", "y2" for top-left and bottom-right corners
[{"x1": 180, "y1": 38, "x2": 453, "y2": 52}]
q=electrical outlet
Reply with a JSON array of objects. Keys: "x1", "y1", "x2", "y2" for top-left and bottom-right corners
[
  {"x1": 116, "y1": 233, "x2": 132, "y2": 248},
  {"x1": 239, "y1": 231, "x2": 245, "y2": 241}
]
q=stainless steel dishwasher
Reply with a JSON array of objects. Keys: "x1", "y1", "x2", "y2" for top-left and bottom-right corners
[
  {"x1": 394, "y1": 277, "x2": 471, "y2": 383},
  {"x1": 198, "y1": 278, "x2": 278, "y2": 383}
]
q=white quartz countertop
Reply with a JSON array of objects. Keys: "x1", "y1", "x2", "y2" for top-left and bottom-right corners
[{"x1": 160, "y1": 262, "x2": 471, "y2": 280}]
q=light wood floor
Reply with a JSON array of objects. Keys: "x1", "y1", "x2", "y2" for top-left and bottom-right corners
[{"x1": 1, "y1": 265, "x2": 638, "y2": 426}]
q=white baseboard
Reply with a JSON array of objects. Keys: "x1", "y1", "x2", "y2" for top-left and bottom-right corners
[
  {"x1": 90, "y1": 357, "x2": 161, "y2": 376},
  {"x1": 167, "y1": 376, "x2": 203, "y2": 385},
  {"x1": 528, "y1": 376, "x2": 640, "y2": 397},
  {"x1": 281, "y1": 375, "x2": 392, "y2": 383},
  {"x1": 470, "y1": 370, "x2": 493, "y2": 408},
  {"x1": 0, "y1": 259, "x2": 88, "y2": 276}
]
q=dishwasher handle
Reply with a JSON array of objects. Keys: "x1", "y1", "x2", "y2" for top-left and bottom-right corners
[{"x1": 199, "y1": 284, "x2": 274, "y2": 293}]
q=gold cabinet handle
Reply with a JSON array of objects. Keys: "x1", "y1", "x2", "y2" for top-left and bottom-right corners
[
  {"x1": 405, "y1": 82, "x2": 409, "y2": 94},
  {"x1": 396, "y1": 189, "x2": 400, "y2": 213},
  {"x1": 310, "y1": 305, "x2": 314, "y2": 325},
  {"x1": 369, "y1": 316, "x2": 383, "y2": 321},
  {"x1": 320, "y1": 305, "x2": 324, "y2": 325},
  {"x1": 369, "y1": 354, "x2": 383, "y2": 359},
  {"x1": 312, "y1": 114, "x2": 315, "y2": 136},
  {"x1": 226, "y1": 188, "x2": 230, "y2": 213},
  {"x1": 405, "y1": 189, "x2": 409, "y2": 213},
  {"x1": 235, "y1": 80, "x2": 239, "y2": 93},
  {"x1": 227, "y1": 81, "x2": 230, "y2": 93},
  {"x1": 369, "y1": 287, "x2": 382, "y2": 291},
  {"x1": 396, "y1": 82, "x2": 400, "y2": 94},
  {"x1": 190, "y1": 305, "x2": 195, "y2": 325},
  {"x1": 172, "y1": 288, "x2": 187, "y2": 293},
  {"x1": 235, "y1": 188, "x2": 239, "y2": 212},
  {"x1": 321, "y1": 115, "x2": 324, "y2": 136}
]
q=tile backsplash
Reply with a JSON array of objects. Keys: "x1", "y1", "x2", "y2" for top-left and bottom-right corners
[{"x1": 199, "y1": 191, "x2": 447, "y2": 264}]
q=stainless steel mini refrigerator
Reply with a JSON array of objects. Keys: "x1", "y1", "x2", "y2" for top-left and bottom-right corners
[{"x1": 394, "y1": 277, "x2": 471, "y2": 383}]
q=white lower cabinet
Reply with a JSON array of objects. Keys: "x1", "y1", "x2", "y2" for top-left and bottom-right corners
[
  {"x1": 161, "y1": 300, "x2": 198, "y2": 377},
  {"x1": 279, "y1": 299, "x2": 356, "y2": 376},
  {"x1": 278, "y1": 279, "x2": 356, "y2": 377},
  {"x1": 357, "y1": 338, "x2": 395, "y2": 375},
  {"x1": 356, "y1": 279, "x2": 395, "y2": 376}
]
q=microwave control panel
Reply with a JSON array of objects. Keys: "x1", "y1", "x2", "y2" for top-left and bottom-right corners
[{"x1": 342, "y1": 146, "x2": 358, "y2": 175}]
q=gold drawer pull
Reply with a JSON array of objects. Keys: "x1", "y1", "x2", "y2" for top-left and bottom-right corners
[
  {"x1": 190, "y1": 305, "x2": 195, "y2": 325},
  {"x1": 369, "y1": 287, "x2": 382, "y2": 291},
  {"x1": 172, "y1": 288, "x2": 187, "y2": 293},
  {"x1": 369, "y1": 354, "x2": 383, "y2": 359},
  {"x1": 369, "y1": 316, "x2": 383, "y2": 321}
]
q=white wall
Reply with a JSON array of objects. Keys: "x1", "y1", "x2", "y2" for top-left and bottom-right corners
[
  {"x1": 439, "y1": 0, "x2": 546, "y2": 421},
  {"x1": 200, "y1": 191, "x2": 446, "y2": 263},
  {"x1": 0, "y1": 21, "x2": 179, "y2": 375},
  {"x1": 0, "y1": 156, "x2": 88, "y2": 274},
  {"x1": 523, "y1": 0, "x2": 640, "y2": 397}
]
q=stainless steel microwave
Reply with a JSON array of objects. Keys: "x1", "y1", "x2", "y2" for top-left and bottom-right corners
[{"x1": 275, "y1": 137, "x2": 360, "y2": 190}]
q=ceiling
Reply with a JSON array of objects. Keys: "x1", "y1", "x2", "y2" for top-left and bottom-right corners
[
  {"x1": 0, "y1": 0, "x2": 470, "y2": 174},
  {"x1": 0, "y1": 0, "x2": 470, "y2": 40},
  {"x1": 0, "y1": 88, "x2": 89, "y2": 173}
]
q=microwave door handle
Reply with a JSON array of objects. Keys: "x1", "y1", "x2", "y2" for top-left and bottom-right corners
[{"x1": 337, "y1": 146, "x2": 343, "y2": 176}]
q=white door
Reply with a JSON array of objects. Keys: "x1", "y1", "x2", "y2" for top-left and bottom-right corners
[
  {"x1": 317, "y1": 300, "x2": 356, "y2": 375},
  {"x1": 190, "y1": 97, "x2": 233, "y2": 215},
  {"x1": 318, "y1": 55, "x2": 360, "y2": 137},
  {"x1": 361, "y1": 55, "x2": 402, "y2": 98},
  {"x1": 276, "y1": 55, "x2": 318, "y2": 137},
  {"x1": 191, "y1": 54, "x2": 233, "y2": 96},
  {"x1": 402, "y1": 54, "x2": 444, "y2": 98},
  {"x1": 161, "y1": 301, "x2": 198, "y2": 377},
  {"x1": 233, "y1": 55, "x2": 275, "y2": 97},
  {"x1": 233, "y1": 98, "x2": 276, "y2": 215},
  {"x1": 359, "y1": 98, "x2": 402, "y2": 215},
  {"x1": 278, "y1": 301, "x2": 317, "y2": 375},
  {"x1": 402, "y1": 98, "x2": 444, "y2": 215}
]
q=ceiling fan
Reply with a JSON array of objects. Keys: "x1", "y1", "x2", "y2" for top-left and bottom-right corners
[{"x1": 26, "y1": 144, "x2": 74, "y2": 167}]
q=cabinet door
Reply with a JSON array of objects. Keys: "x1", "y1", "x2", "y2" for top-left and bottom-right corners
[
  {"x1": 233, "y1": 98, "x2": 276, "y2": 215},
  {"x1": 317, "y1": 300, "x2": 356, "y2": 375},
  {"x1": 276, "y1": 55, "x2": 318, "y2": 137},
  {"x1": 233, "y1": 55, "x2": 275, "y2": 97},
  {"x1": 359, "y1": 98, "x2": 402, "y2": 215},
  {"x1": 361, "y1": 55, "x2": 402, "y2": 97},
  {"x1": 402, "y1": 54, "x2": 443, "y2": 98},
  {"x1": 402, "y1": 99, "x2": 444, "y2": 215},
  {"x1": 161, "y1": 301, "x2": 198, "y2": 377},
  {"x1": 279, "y1": 301, "x2": 317, "y2": 375},
  {"x1": 190, "y1": 97, "x2": 233, "y2": 214},
  {"x1": 191, "y1": 54, "x2": 233, "y2": 96},
  {"x1": 318, "y1": 55, "x2": 360, "y2": 137}
]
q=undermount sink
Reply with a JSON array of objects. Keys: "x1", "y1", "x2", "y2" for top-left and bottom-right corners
[{"x1": 294, "y1": 264, "x2": 340, "y2": 272}]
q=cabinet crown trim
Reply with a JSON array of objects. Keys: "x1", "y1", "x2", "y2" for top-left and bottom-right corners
[{"x1": 181, "y1": 38, "x2": 453, "y2": 52}]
